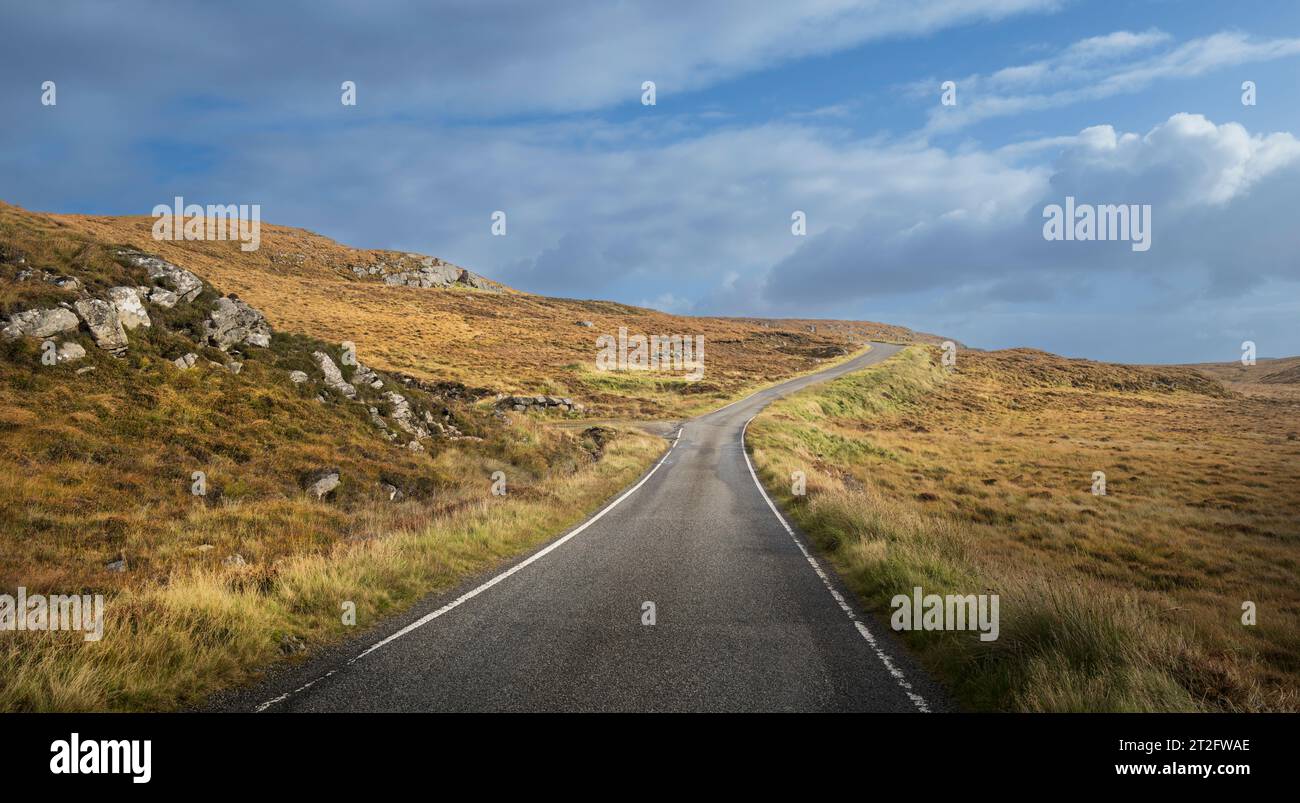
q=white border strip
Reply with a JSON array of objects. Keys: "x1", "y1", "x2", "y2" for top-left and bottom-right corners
[
  {"x1": 255, "y1": 427, "x2": 683, "y2": 712},
  {"x1": 740, "y1": 417, "x2": 930, "y2": 713}
]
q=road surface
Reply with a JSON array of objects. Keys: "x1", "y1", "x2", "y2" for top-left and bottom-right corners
[{"x1": 222, "y1": 342, "x2": 947, "y2": 712}]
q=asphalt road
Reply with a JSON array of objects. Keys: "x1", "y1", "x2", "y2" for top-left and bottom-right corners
[{"x1": 224, "y1": 342, "x2": 947, "y2": 712}]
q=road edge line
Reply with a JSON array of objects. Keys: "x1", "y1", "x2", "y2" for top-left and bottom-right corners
[
  {"x1": 740, "y1": 416, "x2": 931, "y2": 713},
  {"x1": 254, "y1": 426, "x2": 684, "y2": 712}
]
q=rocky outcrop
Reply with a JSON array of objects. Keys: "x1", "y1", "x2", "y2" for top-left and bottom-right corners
[
  {"x1": 351, "y1": 254, "x2": 501, "y2": 293},
  {"x1": 352, "y1": 363, "x2": 383, "y2": 390},
  {"x1": 118, "y1": 250, "x2": 204, "y2": 302},
  {"x1": 1, "y1": 306, "x2": 80, "y2": 339},
  {"x1": 312, "y1": 351, "x2": 356, "y2": 398},
  {"x1": 204, "y1": 296, "x2": 271, "y2": 350},
  {"x1": 148, "y1": 287, "x2": 179, "y2": 308},
  {"x1": 382, "y1": 391, "x2": 429, "y2": 439},
  {"x1": 73, "y1": 299, "x2": 128, "y2": 355},
  {"x1": 496, "y1": 394, "x2": 584, "y2": 413},
  {"x1": 106, "y1": 287, "x2": 151, "y2": 330}
]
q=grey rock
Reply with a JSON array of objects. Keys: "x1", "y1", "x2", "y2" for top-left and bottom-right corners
[
  {"x1": 227, "y1": 361, "x2": 243, "y2": 375},
  {"x1": 288, "y1": 370, "x2": 309, "y2": 384},
  {"x1": 302, "y1": 467, "x2": 340, "y2": 499},
  {"x1": 223, "y1": 553, "x2": 247, "y2": 567},
  {"x1": 148, "y1": 287, "x2": 179, "y2": 308},
  {"x1": 380, "y1": 482, "x2": 404, "y2": 502},
  {"x1": 2, "y1": 307, "x2": 80, "y2": 339},
  {"x1": 205, "y1": 296, "x2": 271, "y2": 350},
  {"x1": 73, "y1": 299, "x2": 129, "y2": 354},
  {"x1": 312, "y1": 351, "x2": 356, "y2": 398},
  {"x1": 353, "y1": 363, "x2": 383, "y2": 389},
  {"x1": 105, "y1": 558, "x2": 127, "y2": 573},
  {"x1": 383, "y1": 391, "x2": 428, "y2": 439},
  {"x1": 577, "y1": 320, "x2": 594, "y2": 327},
  {"x1": 106, "y1": 286, "x2": 151, "y2": 330},
  {"x1": 75, "y1": 366, "x2": 96, "y2": 375},
  {"x1": 173, "y1": 352, "x2": 199, "y2": 370},
  {"x1": 56, "y1": 341, "x2": 87, "y2": 363},
  {"x1": 119, "y1": 250, "x2": 204, "y2": 302}
]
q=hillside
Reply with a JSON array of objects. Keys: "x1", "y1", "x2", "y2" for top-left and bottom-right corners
[
  {"x1": 17, "y1": 202, "x2": 934, "y2": 419},
  {"x1": 748, "y1": 346, "x2": 1300, "y2": 711},
  {"x1": 0, "y1": 199, "x2": 935, "y2": 711}
]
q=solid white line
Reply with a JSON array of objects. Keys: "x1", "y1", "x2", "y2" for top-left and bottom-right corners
[
  {"x1": 739, "y1": 417, "x2": 930, "y2": 713},
  {"x1": 255, "y1": 426, "x2": 684, "y2": 712}
]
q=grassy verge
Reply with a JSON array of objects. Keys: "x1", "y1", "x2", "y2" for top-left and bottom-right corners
[
  {"x1": 0, "y1": 428, "x2": 663, "y2": 711},
  {"x1": 747, "y1": 346, "x2": 1300, "y2": 712}
]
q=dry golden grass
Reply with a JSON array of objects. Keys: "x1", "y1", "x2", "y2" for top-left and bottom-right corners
[
  {"x1": 1, "y1": 197, "x2": 935, "y2": 711},
  {"x1": 20, "y1": 202, "x2": 932, "y2": 418},
  {"x1": 0, "y1": 200, "x2": 672, "y2": 710},
  {"x1": 749, "y1": 346, "x2": 1300, "y2": 711}
]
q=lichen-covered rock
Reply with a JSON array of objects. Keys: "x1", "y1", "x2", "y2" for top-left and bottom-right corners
[
  {"x1": 353, "y1": 363, "x2": 383, "y2": 390},
  {"x1": 56, "y1": 342, "x2": 87, "y2": 363},
  {"x1": 72, "y1": 299, "x2": 129, "y2": 354},
  {"x1": 173, "y1": 352, "x2": 199, "y2": 370},
  {"x1": 204, "y1": 296, "x2": 271, "y2": 350},
  {"x1": 288, "y1": 370, "x2": 309, "y2": 384},
  {"x1": 106, "y1": 287, "x2": 151, "y2": 330},
  {"x1": 383, "y1": 391, "x2": 429, "y2": 439},
  {"x1": 1, "y1": 306, "x2": 80, "y2": 339},
  {"x1": 118, "y1": 250, "x2": 204, "y2": 302},
  {"x1": 312, "y1": 351, "x2": 356, "y2": 398},
  {"x1": 148, "y1": 287, "x2": 179, "y2": 308}
]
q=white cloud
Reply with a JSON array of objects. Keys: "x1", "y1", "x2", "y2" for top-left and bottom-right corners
[{"x1": 922, "y1": 30, "x2": 1300, "y2": 134}]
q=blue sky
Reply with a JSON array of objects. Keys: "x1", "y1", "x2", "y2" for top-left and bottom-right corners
[{"x1": 3, "y1": 0, "x2": 1299, "y2": 362}]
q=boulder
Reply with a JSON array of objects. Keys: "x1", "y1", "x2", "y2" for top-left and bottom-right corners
[
  {"x1": 301, "y1": 467, "x2": 341, "y2": 499},
  {"x1": 106, "y1": 286, "x2": 151, "y2": 330},
  {"x1": 205, "y1": 296, "x2": 271, "y2": 350},
  {"x1": 1, "y1": 307, "x2": 80, "y2": 339},
  {"x1": 288, "y1": 370, "x2": 309, "y2": 384},
  {"x1": 119, "y1": 250, "x2": 204, "y2": 302},
  {"x1": 72, "y1": 299, "x2": 129, "y2": 354},
  {"x1": 380, "y1": 482, "x2": 404, "y2": 502},
  {"x1": 148, "y1": 287, "x2": 179, "y2": 308},
  {"x1": 577, "y1": 320, "x2": 594, "y2": 328},
  {"x1": 353, "y1": 363, "x2": 384, "y2": 390},
  {"x1": 312, "y1": 351, "x2": 356, "y2": 398},
  {"x1": 383, "y1": 391, "x2": 429, "y2": 439},
  {"x1": 56, "y1": 342, "x2": 87, "y2": 363},
  {"x1": 173, "y1": 352, "x2": 199, "y2": 370}
]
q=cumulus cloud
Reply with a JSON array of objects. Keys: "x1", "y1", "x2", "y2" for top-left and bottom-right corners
[{"x1": 761, "y1": 113, "x2": 1300, "y2": 312}]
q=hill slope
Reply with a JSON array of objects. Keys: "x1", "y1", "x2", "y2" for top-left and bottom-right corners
[
  {"x1": 25, "y1": 202, "x2": 935, "y2": 419},
  {"x1": 0, "y1": 199, "x2": 933, "y2": 711}
]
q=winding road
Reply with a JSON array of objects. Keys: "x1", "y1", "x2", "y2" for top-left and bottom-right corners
[{"x1": 224, "y1": 342, "x2": 946, "y2": 712}]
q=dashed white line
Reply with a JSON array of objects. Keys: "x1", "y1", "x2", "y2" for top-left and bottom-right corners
[
  {"x1": 255, "y1": 427, "x2": 683, "y2": 712},
  {"x1": 739, "y1": 416, "x2": 931, "y2": 713}
]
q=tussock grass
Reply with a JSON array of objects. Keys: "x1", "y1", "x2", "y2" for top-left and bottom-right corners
[
  {"x1": 749, "y1": 346, "x2": 1300, "y2": 711},
  {"x1": 0, "y1": 431, "x2": 661, "y2": 711}
]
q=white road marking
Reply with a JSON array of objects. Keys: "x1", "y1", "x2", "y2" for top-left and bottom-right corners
[
  {"x1": 255, "y1": 427, "x2": 683, "y2": 712},
  {"x1": 740, "y1": 417, "x2": 931, "y2": 713}
]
